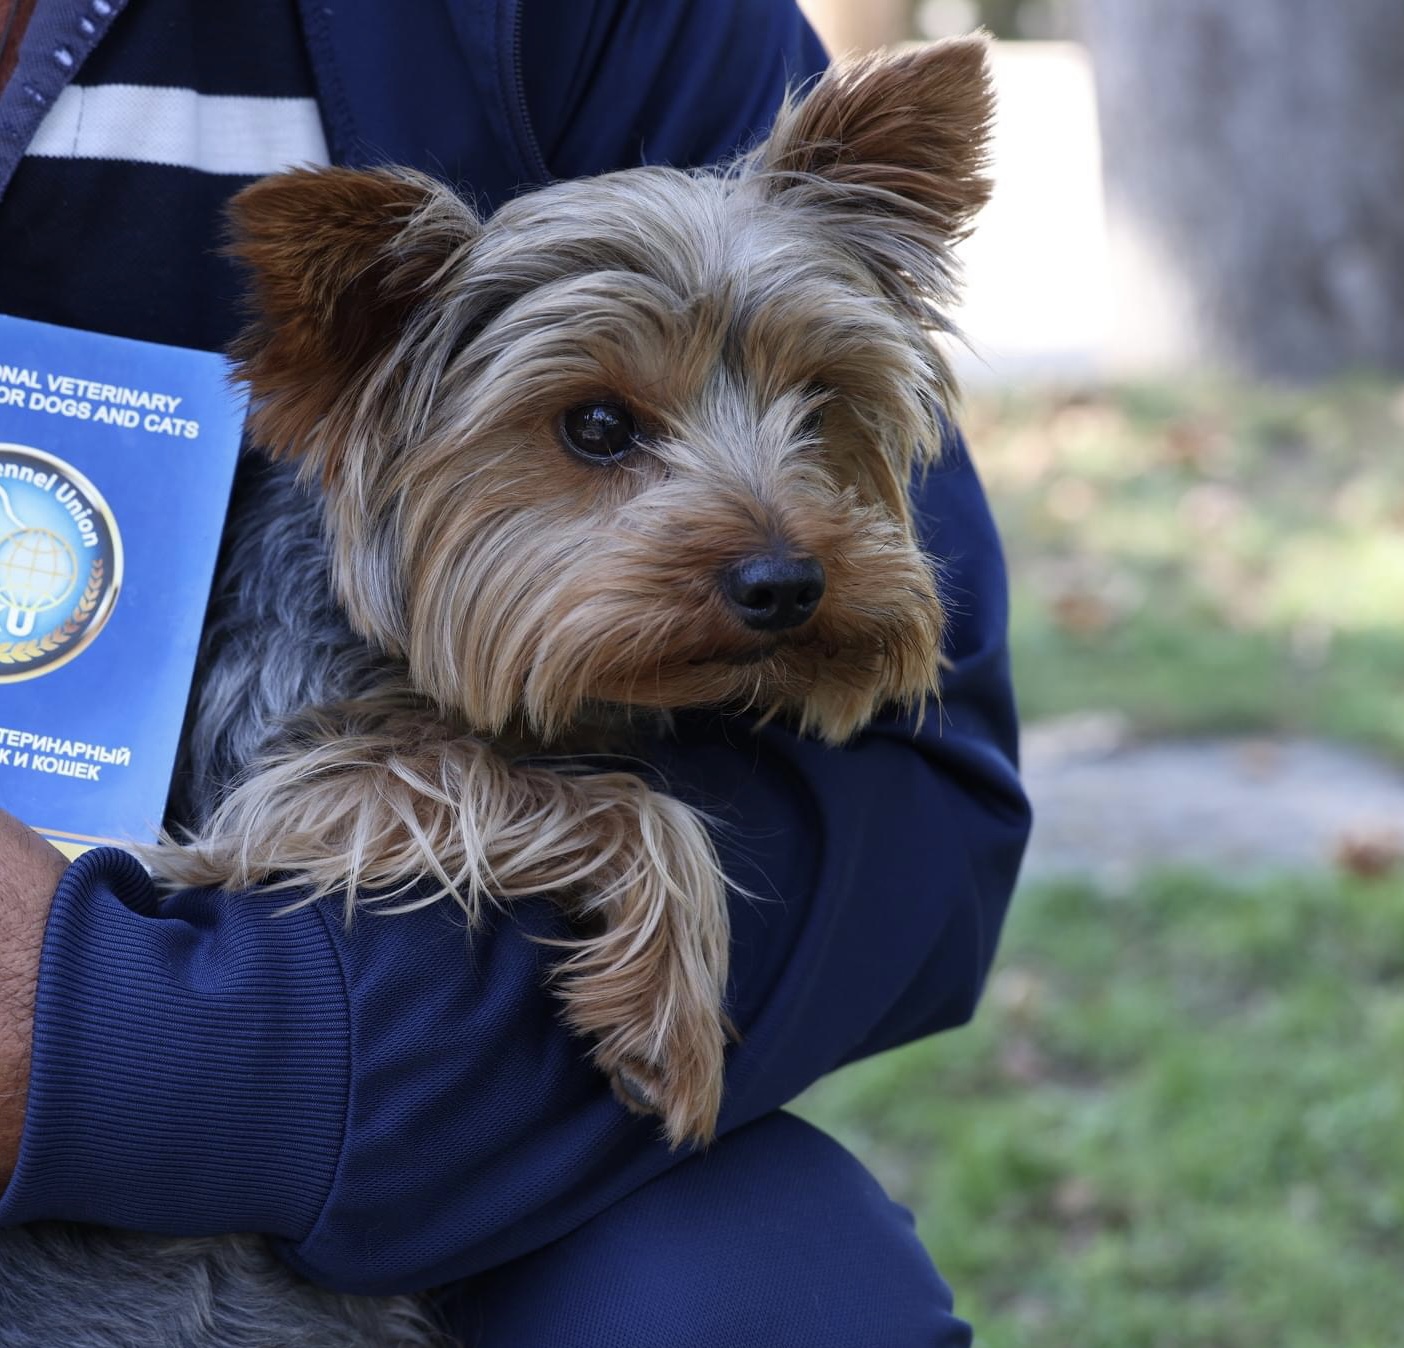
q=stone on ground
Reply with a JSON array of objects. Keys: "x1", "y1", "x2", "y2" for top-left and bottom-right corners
[{"x1": 1021, "y1": 713, "x2": 1404, "y2": 885}]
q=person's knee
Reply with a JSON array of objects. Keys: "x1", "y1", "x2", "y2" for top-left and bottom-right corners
[
  {"x1": 459, "y1": 1113, "x2": 971, "y2": 1347},
  {"x1": 633, "y1": 1112, "x2": 970, "y2": 1348},
  {"x1": 584, "y1": 1259, "x2": 966, "y2": 1348}
]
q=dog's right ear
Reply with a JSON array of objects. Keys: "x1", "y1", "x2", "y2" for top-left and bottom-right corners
[
  {"x1": 226, "y1": 166, "x2": 479, "y2": 481},
  {"x1": 758, "y1": 38, "x2": 994, "y2": 238}
]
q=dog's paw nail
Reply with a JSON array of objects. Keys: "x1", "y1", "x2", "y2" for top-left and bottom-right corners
[{"x1": 611, "y1": 1067, "x2": 659, "y2": 1114}]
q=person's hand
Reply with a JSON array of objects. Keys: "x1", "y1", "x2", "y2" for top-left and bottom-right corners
[{"x1": 0, "y1": 811, "x2": 66, "y2": 1182}]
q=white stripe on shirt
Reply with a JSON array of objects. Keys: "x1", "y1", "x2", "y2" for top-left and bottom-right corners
[{"x1": 26, "y1": 84, "x2": 330, "y2": 175}]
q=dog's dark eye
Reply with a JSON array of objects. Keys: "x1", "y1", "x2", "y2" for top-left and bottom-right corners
[{"x1": 560, "y1": 402, "x2": 639, "y2": 461}]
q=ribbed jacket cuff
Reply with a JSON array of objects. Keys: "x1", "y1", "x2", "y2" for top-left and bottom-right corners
[{"x1": 0, "y1": 848, "x2": 350, "y2": 1239}]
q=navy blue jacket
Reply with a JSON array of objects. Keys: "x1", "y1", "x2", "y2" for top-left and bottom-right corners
[{"x1": 0, "y1": 0, "x2": 1030, "y2": 1295}]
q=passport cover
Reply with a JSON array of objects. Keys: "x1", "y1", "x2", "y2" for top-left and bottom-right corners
[{"x1": 0, "y1": 314, "x2": 243, "y2": 857}]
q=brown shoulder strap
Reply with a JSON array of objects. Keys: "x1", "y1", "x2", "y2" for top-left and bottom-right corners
[{"x1": 0, "y1": 0, "x2": 39, "y2": 95}]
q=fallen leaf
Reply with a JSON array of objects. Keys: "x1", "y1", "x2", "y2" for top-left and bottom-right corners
[
  {"x1": 1051, "y1": 590, "x2": 1116, "y2": 635},
  {"x1": 1334, "y1": 829, "x2": 1404, "y2": 879}
]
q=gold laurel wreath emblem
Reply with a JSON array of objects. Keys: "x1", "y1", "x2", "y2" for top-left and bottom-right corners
[{"x1": 0, "y1": 559, "x2": 105, "y2": 667}]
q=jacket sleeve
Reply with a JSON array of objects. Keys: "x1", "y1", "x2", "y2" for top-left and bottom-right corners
[{"x1": 0, "y1": 424, "x2": 1029, "y2": 1293}]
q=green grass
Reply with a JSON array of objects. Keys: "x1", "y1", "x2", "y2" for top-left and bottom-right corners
[
  {"x1": 962, "y1": 378, "x2": 1404, "y2": 755},
  {"x1": 799, "y1": 868, "x2": 1404, "y2": 1347},
  {"x1": 798, "y1": 378, "x2": 1404, "y2": 1343}
]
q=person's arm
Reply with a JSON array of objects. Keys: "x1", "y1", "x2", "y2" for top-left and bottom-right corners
[
  {"x1": 0, "y1": 812, "x2": 65, "y2": 1182},
  {"x1": 0, "y1": 423, "x2": 1028, "y2": 1292}
]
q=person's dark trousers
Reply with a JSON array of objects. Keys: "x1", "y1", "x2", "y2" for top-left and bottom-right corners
[{"x1": 441, "y1": 1112, "x2": 971, "y2": 1347}]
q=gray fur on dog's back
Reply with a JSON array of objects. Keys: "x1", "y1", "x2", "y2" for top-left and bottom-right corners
[
  {"x1": 170, "y1": 451, "x2": 385, "y2": 829},
  {"x1": 0, "y1": 1227, "x2": 441, "y2": 1346}
]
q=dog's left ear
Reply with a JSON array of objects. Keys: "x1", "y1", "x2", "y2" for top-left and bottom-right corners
[
  {"x1": 227, "y1": 166, "x2": 479, "y2": 481},
  {"x1": 757, "y1": 36, "x2": 994, "y2": 254}
]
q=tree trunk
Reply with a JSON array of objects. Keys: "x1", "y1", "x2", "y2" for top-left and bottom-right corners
[{"x1": 1078, "y1": 0, "x2": 1404, "y2": 380}]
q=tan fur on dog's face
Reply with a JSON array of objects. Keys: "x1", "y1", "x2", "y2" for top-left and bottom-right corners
[{"x1": 227, "y1": 40, "x2": 994, "y2": 742}]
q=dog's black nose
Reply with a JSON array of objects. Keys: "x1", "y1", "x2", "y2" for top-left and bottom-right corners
[{"x1": 722, "y1": 554, "x2": 826, "y2": 632}]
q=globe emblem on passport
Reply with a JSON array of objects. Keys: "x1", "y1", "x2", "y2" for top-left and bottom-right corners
[
  {"x1": 0, "y1": 444, "x2": 122, "y2": 682},
  {"x1": 0, "y1": 528, "x2": 78, "y2": 613}
]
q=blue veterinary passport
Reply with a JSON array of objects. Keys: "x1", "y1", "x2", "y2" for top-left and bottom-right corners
[{"x1": 0, "y1": 315, "x2": 243, "y2": 857}]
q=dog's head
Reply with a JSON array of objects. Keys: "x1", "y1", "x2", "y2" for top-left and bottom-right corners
[{"x1": 227, "y1": 39, "x2": 993, "y2": 742}]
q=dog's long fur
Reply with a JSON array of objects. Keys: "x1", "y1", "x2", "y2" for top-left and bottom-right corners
[
  {"x1": 0, "y1": 1228, "x2": 443, "y2": 1348},
  {"x1": 0, "y1": 42, "x2": 992, "y2": 1347},
  {"x1": 168, "y1": 451, "x2": 381, "y2": 829}
]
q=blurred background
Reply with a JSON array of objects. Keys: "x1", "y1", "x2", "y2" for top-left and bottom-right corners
[{"x1": 793, "y1": 3, "x2": 1404, "y2": 1344}]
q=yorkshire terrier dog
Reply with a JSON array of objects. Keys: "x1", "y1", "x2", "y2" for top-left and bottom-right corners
[
  {"x1": 149, "y1": 36, "x2": 993, "y2": 1150},
  {"x1": 0, "y1": 38, "x2": 992, "y2": 1347}
]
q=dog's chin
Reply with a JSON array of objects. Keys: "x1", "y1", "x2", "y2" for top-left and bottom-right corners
[
  {"x1": 505, "y1": 611, "x2": 939, "y2": 740},
  {"x1": 512, "y1": 647, "x2": 920, "y2": 746},
  {"x1": 689, "y1": 645, "x2": 778, "y2": 669},
  {"x1": 643, "y1": 638, "x2": 899, "y2": 720},
  {"x1": 700, "y1": 631, "x2": 941, "y2": 741}
]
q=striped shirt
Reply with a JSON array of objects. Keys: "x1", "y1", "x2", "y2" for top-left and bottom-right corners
[{"x1": 0, "y1": 0, "x2": 329, "y2": 351}]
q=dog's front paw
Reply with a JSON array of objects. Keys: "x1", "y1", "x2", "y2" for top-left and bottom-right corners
[
  {"x1": 562, "y1": 898, "x2": 730, "y2": 1147},
  {"x1": 549, "y1": 776, "x2": 732, "y2": 1148},
  {"x1": 596, "y1": 996, "x2": 730, "y2": 1149}
]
